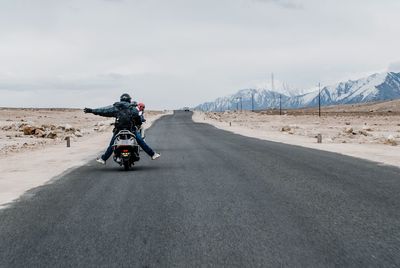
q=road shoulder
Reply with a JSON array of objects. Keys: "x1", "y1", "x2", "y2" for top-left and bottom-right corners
[
  {"x1": 192, "y1": 111, "x2": 400, "y2": 168},
  {"x1": 0, "y1": 112, "x2": 170, "y2": 208}
]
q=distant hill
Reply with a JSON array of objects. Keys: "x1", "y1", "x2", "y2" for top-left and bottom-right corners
[{"x1": 195, "y1": 72, "x2": 400, "y2": 111}]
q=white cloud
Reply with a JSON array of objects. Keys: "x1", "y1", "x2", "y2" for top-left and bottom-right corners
[
  {"x1": 253, "y1": 0, "x2": 303, "y2": 9},
  {"x1": 388, "y1": 61, "x2": 400, "y2": 72},
  {"x1": 0, "y1": 0, "x2": 400, "y2": 109}
]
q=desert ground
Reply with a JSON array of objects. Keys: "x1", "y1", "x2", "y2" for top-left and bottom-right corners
[
  {"x1": 193, "y1": 99, "x2": 400, "y2": 167},
  {"x1": 0, "y1": 108, "x2": 168, "y2": 207},
  {"x1": 0, "y1": 108, "x2": 164, "y2": 156},
  {"x1": 258, "y1": 99, "x2": 400, "y2": 115}
]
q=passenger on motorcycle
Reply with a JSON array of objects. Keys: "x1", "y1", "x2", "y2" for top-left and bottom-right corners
[
  {"x1": 137, "y1": 102, "x2": 146, "y2": 123},
  {"x1": 136, "y1": 102, "x2": 146, "y2": 139},
  {"x1": 84, "y1": 93, "x2": 160, "y2": 164}
]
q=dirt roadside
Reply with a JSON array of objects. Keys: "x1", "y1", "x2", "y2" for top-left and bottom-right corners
[
  {"x1": 0, "y1": 109, "x2": 170, "y2": 208},
  {"x1": 193, "y1": 109, "x2": 400, "y2": 168}
]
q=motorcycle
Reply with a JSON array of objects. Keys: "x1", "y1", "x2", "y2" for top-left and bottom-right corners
[{"x1": 112, "y1": 130, "x2": 140, "y2": 170}]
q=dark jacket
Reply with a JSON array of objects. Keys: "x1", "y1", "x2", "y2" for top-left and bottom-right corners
[{"x1": 92, "y1": 101, "x2": 142, "y2": 130}]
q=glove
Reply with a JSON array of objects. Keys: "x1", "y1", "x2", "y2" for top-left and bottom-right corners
[{"x1": 84, "y1": 108, "x2": 93, "y2": 113}]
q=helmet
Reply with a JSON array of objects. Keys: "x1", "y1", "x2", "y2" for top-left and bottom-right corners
[
  {"x1": 120, "y1": 93, "x2": 132, "y2": 103},
  {"x1": 138, "y1": 102, "x2": 145, "y2": 111}
]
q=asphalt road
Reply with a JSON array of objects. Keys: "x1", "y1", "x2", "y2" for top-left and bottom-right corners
[{"x1": 1, "y1": 111, "x2": 400, "y2": 267}]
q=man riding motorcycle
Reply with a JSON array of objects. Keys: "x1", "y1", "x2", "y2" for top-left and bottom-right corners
[{"x1": 84, "y1": 93, "x2": 160, "y2": 165}]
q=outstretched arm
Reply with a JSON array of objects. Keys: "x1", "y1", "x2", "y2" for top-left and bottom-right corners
[{"x1": 84, "y1": 105, "x2": 117, "y2": 117}]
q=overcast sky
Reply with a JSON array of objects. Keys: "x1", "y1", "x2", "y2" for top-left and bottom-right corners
[{"x1": 1, "y1": 0, "x2": 400, "y2": 109}]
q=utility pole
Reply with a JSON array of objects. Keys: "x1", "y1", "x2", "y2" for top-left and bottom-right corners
[
  {"x1": 239, "y1": 97, "x2": 243, "y2": 111},
  {"x1": 318, "y1": 82, "x2": 321, "y2": 117},
  {"x1": 251, "y1": 92, "x2": 255, "y2": 112},
  {"x1": 279, "y1": 94, "x2": 282, "y2": 115}
]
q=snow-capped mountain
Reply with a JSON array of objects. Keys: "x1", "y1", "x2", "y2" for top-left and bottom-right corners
[
  {"x1": 288, "y1": 72, "x2": 400, "y2": 108},
  {"x1": 196, "y1": 88, "x2": 290, "y2": 112},
  {"x1": 194, "y1": 72, "x2": 400, "y2": 111}
]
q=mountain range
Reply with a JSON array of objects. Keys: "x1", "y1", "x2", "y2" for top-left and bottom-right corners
[{"x1": 194, "y1": 72, "x2": 400, "y2": 111}]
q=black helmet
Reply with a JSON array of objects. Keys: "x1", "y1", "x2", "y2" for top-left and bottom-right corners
[{"x1": 120, "y1": 93, "x2": 132, "y2": 103}]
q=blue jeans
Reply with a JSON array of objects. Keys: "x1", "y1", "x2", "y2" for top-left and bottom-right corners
[{"x1": 101, "y1": 130, "x2": 155, "y2": 161}]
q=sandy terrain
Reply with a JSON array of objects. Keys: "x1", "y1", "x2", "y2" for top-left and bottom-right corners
[
  {"x1": 254, "y1": 99, "x2": 400, "y2": 116},
  {"x1": 193, "y1": 100, "x2": 400, "y2": 168},
  {"x1": 0, "y1": 108, "x2": 169, "y2": 208},
  {"x1": 0, "y1": 108, "x2": 113, "y2": 156}
]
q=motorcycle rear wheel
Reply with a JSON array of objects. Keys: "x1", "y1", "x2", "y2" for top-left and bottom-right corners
[{"x1": 123, "y1": 161, "x2": 130, "y2": 171}]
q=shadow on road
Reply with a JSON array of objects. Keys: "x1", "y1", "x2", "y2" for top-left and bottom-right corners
[{"x1": 95, "y1": 163, "x2": 170, "y2": 173}]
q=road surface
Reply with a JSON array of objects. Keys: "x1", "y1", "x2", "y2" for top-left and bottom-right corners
[{"x1": 1, "y1": 111, "x2": 400, "y2": 267}]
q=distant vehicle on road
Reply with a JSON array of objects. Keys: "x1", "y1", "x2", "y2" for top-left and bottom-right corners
[{"x1": 183, "y1": 107, "x2": 190, "y2": 112}]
